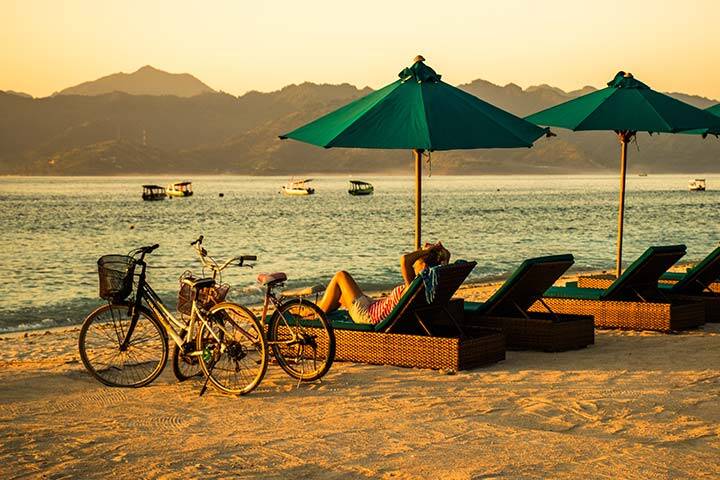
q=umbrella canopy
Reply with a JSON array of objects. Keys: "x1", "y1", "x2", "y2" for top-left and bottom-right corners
[
  {"x1": 281, "y1": 56, "x2": 549, "y2": 248},
  {"x1": 527, "y1": 72, "x2": 720, "y2": 275},
  {"x1": 682, "y1": 103, "x2": 720, "y2": 137}
]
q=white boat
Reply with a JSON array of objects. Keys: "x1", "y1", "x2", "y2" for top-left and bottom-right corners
[
  {"x1": 689, "y1": 179, "x2": 706, "y2": 191},
  {"x1": 166, "y1": 181, "x2": 193, "y2": 197},
  {"x1": 281, "y1": 178, "x2": 315, "y2": 195}
]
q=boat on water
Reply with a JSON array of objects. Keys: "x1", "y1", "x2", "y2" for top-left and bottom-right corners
[
  {"x1": 348, "y1": 180, "x2": 374, "y2": 196},
  {"x1": 281, "y1": 178, "x2": 315, "y2": 195},
  {"x1": 689, "y1": 179, "x2": 706, "y2": 191},
  {"x1": 166, "y1": 181, "x2": 193, "y2": 197},
  {"x1": 142, "y1": 184, "x2": 166, "y2": 201},
  {"x1": 638, "y1": 172, "x2": 648, "y2": 177}
]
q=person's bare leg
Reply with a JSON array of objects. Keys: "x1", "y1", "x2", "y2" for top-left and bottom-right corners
[{"x1": 317, "y1": 271, "x2": 364, "y2": 313}]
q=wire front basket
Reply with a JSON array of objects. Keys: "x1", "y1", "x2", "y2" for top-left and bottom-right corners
[
  {"x1": 177, "y1": 272, "x2": 229, "y2": 316},
  {"x1": 97, "y1": 255, "x2": 137, "y2": 302}
]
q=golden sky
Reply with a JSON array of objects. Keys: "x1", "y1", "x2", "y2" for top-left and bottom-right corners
[{"x1": 2, "y1": 0, "x2": 719, "y2": 100}]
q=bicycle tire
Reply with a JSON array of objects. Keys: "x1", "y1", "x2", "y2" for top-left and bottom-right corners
[
  {"x1": 196, "y1": 302, "x2": 267, "y2": 395},
  {"x1": 79, "y1": 303, "x2": 168, "y2": 388},
  {"x1": 171, "y1": 340, "x2": 202, "y2": 382},
  {"x1": 267, "y1": 298, "x2": 335, "y2": 381}
]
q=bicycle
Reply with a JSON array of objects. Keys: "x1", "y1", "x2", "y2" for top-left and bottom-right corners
[
  {"x1": 78, "y1": 244, "x2": 268, "y2": 396},
  {"x1": 191, "y1": 236, "x2": 335, "y2": 382}
]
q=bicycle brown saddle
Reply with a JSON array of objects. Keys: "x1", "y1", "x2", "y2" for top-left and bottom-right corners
[{"x1": 257, "y1": 272, "x2": 287, "y2": 286}]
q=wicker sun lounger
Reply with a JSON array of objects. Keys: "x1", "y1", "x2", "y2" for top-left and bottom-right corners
[
  {"x1": 463, "y1": 254, "x2": 594, "y2": 352},
  {"x1": 537, "y1": 245, "x2": 705, "y2": 332},
  {"x1": 324, "y1": 261, "x2": 505, "y2": 371},
  {"x1": 577, "y1": 246, "x2": 720, "y2": 322}
]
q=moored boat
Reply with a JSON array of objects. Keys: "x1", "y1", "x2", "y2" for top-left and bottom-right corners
[
  {"x1": 689, "y1": 179, "x2": 706, "y2": 191},
  {"x1": 348, "y1": 180, "x2": 374, "y2": 196},
  {"x1": 281, "y1": 178, "x2": 315, "y2": 195},
  {"x1": 166, "y1": 181, "x2": 193, "y2": 197},
  {"x1": 142, "y1": 184, "x2": 166, "y2": 201}
]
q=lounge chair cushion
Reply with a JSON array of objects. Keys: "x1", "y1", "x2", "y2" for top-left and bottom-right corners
[
  {"x1": 472, "y1": 254, "x2": 575, "y2": 316},
  {"x1": 601, "y1": 245, "x2": 686, "y2": 301},
  {"x1": 670, "y1": 246, "x2": 720, "y2": 295},
  {"x1": 544, "y1": 284, "x2": 604, "y2": 300}
]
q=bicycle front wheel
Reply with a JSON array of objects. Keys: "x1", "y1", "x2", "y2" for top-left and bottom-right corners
[
  {"x1": 79, "y1": 303, "x2": 168, "y2": 387},
  {"x1": 196, "y1": 303, "x2": 267, "y2": 395},
  {"x1": 267, "y1": 298, "x2": 335, "y2": 381}
]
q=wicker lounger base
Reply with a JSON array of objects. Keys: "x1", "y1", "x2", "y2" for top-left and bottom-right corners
[
  {"x1": 330, "y1": 326, "x2": 505, "y2": 371},
  {"x1": 531, "y1": 298, "x2": 704, "y2": 332},
  {"x1": 472, "y1": 313, "x2": 594, "y2": 352},
  {"x1": 577, "y1": 275, "x2": 720, "y2": 322}
]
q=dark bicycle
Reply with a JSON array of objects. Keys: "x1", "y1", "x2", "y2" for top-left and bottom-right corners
[{"x1": 78, "y1": 244, "x2": 268, "y2": 395}]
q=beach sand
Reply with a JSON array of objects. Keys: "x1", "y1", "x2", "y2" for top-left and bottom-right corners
[{"x1": 1, "y1": 277, "x2": 718, "y2": 479}]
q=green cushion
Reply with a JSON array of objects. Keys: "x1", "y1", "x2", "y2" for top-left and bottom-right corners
[
  {"x1": 660, "y1": 271, "x2": 686, "y2": 281},
  {"x1": 602, "y1": 245, "x2": 686, "y2": 300},
  {"x1": 476, "y1": 254, "x2": 574, "y2": 316},
  {"x1": 544, "y1": 285, "x2": 604, "y2": 300},
  {"x1": 671, "y1": 246, "x2": 720, "y2": 294},
  {"x1": 326, "y1": 309, "x2": 376, "y2": 331}
]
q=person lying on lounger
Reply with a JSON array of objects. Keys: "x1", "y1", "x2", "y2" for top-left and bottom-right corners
[{"x1": 317, "y1": 243, "x2": 451, "y2": 324}]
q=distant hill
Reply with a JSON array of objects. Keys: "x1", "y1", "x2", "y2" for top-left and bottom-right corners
[
  {"x1": 57, "y1": 65, "x2": 215, "y2": 97},
  {"x1": 1, "y1": 90, "x2": 32, "y2": 98},
  {"x1": 1, "y1": 67, "x2": 719, "y2": 175}
]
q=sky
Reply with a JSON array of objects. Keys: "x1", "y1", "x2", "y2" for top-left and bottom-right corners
[{"x1": 2, "y1": 0, "x2": 720, "y2": 100}]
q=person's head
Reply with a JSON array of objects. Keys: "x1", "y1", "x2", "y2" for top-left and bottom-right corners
[{"x1": 413, "y1": 243, "x2": 451, "y2": 275}]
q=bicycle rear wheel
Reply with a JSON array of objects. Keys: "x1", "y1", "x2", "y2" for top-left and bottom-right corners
[
  {"x1": 196, "y1": 303, "x2": 267, "y2": 395},
  {"x1": 267, "y1": 298, "x2": 335, "y2": 381},
  {"x1": 79, "y1": 303, "x2": 168, "y2": 387}
]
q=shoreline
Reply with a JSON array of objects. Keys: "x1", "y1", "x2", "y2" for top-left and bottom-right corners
[{"x1": 0, "y1": 263, "x2": 695, "y2": 335}]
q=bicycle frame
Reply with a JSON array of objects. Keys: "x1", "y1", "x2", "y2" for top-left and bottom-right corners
[{"x1": 120, "y1": 258, "x2": 225, "y2": 351}]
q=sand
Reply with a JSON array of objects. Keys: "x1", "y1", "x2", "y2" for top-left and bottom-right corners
[{"x1": 1, "y1": 277, "x2": 719, "y2": 479}]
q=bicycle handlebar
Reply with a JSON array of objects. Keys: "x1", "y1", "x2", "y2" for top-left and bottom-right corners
[
  {"x1": 190, "y1": 236, "x2": 256, "y2": 279},
  {"x1": 141, "y1": 244, "x2": 160, "y2": 253}
]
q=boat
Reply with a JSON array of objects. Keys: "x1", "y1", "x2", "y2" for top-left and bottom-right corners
[
  {"x1": 166, "y1": 181, "x2": 193, "y2": 197},
  {"x1": 348, "y1": 180, "x2": 374, "y2": 196},
  {"x1": 281, "y1": 178, "x2": 315, "y2": 195},
  {"x1": 142, "y1": 184, "x2": 166, "y2": 201},
  {"x1": 638, "y1": 172, "x2": 648, "y2": 177},
  {"x1": 689, "y1": 179, "x2": 706, "y2": 191}
]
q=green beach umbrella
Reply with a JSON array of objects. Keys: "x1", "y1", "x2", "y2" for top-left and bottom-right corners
[
  {"x1": 682, "y1": 103, "x2": 720, "y2": 137},
  {"x1": 280, "y1": 56, "x2": 549, "y2": 248},
  {"x1": 526, "y1": 72, "x2": 720, "y2": 276}
]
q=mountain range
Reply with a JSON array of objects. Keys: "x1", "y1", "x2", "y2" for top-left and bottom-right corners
[{"x1": 1, "y1": 66, "x2": 718, "y2": 175}]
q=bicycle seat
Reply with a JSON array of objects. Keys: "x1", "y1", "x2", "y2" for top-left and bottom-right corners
[
  {"x1": 257, "y1": 272, "x2": 287, "y2": 286},
  {"x1": 181, "y1": 277, "x2": 216, "y2": 291}
]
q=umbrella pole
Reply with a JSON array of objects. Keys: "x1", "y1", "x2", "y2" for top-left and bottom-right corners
[
  {"x1": 414, "y1": 149, "x2": 423, "y2": 249},
  {"x1": 615, "y1": 131, "x2": 632, "y2": 277}
]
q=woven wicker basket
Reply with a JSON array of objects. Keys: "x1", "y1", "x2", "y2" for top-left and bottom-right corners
[{"x1": 177, "y1": 278, "x2": 228, "y2": 316}]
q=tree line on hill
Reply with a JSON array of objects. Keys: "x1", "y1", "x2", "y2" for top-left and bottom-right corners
[{"x1": 1, "y1": 66, "x2": 718, "y2": 175}]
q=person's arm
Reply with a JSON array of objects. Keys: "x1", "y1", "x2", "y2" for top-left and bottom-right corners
[{"x1": 400, "y1": 247, "x2": 433, "y2": 285}]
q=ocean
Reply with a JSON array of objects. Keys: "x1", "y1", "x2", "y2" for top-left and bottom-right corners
[{"x1": 1, "y1": 174, "x2": 718, "y2": 332}]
